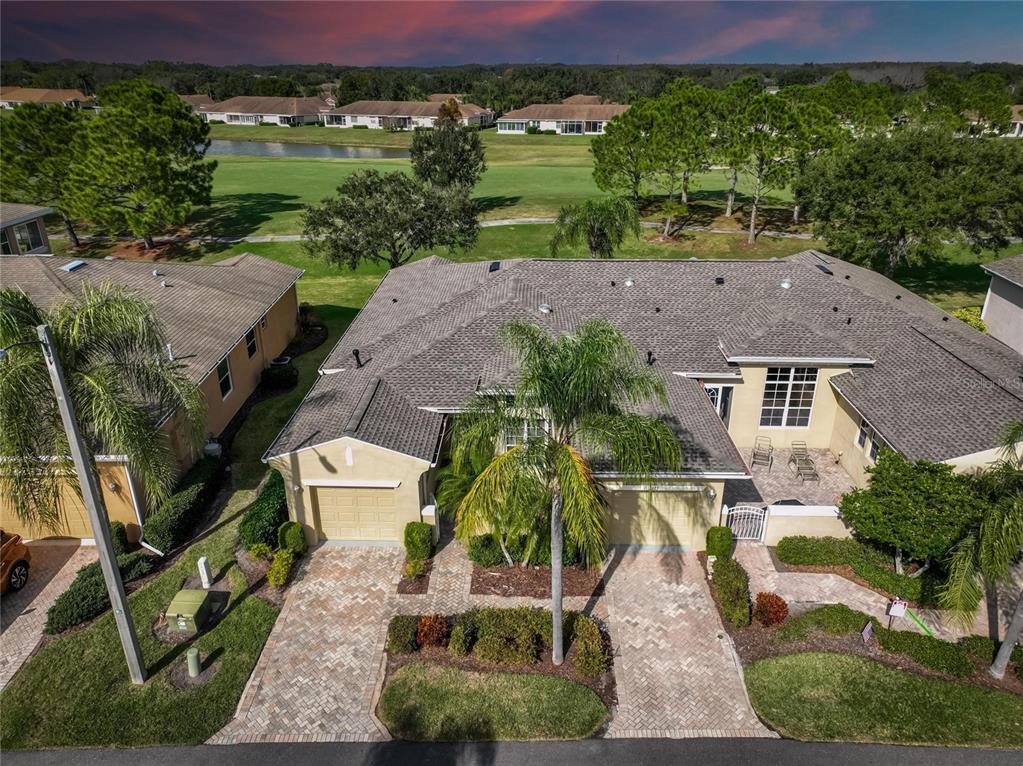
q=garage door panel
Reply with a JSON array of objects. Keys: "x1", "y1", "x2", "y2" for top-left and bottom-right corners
[{"x1": 315, "y1": 487, "x2": 399, "y2": 542}]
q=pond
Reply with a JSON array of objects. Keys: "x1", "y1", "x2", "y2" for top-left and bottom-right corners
[{"x1": 207, "y1": 139, "x2": 409, "y2": 160}]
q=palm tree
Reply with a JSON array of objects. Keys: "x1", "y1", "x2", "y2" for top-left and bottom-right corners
[
  {"x1": 0, "y1": 284, "x2": 205, "y2": 531},
  {"x1": 941, "y1": 420, "x2": 1023, "y2": 679},
  {"x1": 550, "y1": 197, "x2": 641, "y2": 260},
  {"x1": 451, "y1": 319, "x2": 681, "y2": 664}
]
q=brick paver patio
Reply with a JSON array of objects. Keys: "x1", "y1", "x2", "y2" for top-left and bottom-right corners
[
  {"x1": 0, "y1": 543, "x2": 96, "y2": 691},
  {"x1": 211, "y1": 534, "x2": 770, "y2": 744}
]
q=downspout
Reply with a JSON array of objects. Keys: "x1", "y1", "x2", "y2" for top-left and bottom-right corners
[{"x1": 125, "y1": 466, "x2": 164, "y2": 556}]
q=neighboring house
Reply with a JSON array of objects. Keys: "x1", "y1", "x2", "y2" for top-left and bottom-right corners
[
  {"x1": 0, "y1": 203, "x2": 52, "y2": 255},
  {"x1": 199, "y1": 96, "x2": 330, "y2": 125},
  {"x1": 179, "y1": 93, "x2": 215, "y2": 113},
  {"x1": 1008, "y1": 105, "x2": 1023, "y2": 138},
  {"x1": 265, "y1": 250, "x2": 1023, "y2": 552},
  {"x1": 0, "y1": 254, "x2": 303, "y2": 544},
  {"x1": 429, "y1": 93, "x2": 462, "y2": 102},
  {"x1": 0, "y1": 87, "x2": 91, "y2": 109},
  {"x1": 561, "y1": 94, "x2": 602, "y2": 105},
  {"x1": 496, "y1": 103, "x2": 629, "y2": 134},
  {"x1": 982, "y1": 253, "x2": 1023, "y2": 354},
  {"x1": 322, "y1": 100, "x2": 493, "y2": 129}
]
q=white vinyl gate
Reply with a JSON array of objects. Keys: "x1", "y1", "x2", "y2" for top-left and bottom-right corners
[{"x1": 724, "y1": 504, "x2": 767, "y2": 541}]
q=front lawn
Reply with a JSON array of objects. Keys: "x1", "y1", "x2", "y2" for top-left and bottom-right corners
[
  {"x1": 745, "y1": 652, "x2": 1023, "y2": 748},
  {"x1": 0, "y1": 489, "x2": 275, "y2": 748},
  {"x1": 378, "y1": 662, "x2": 608, "y2": 741}
]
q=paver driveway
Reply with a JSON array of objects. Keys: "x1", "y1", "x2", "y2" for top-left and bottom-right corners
[
  {"x1": 0, "y1": 543, "x2": 96, "y2": 691},
  {"x1": 212, "y1": 542, "x2": 770, "y2": 743}
]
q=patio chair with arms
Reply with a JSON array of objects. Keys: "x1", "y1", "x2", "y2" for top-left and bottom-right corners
[{"x1": 751, "y1": 436, "x2": 773, "y2": 470}]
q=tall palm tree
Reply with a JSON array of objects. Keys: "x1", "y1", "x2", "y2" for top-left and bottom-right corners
[
  {"x1": 941, "y1": 420, "x2": 1023, "y2": 679},
  {"x1": 550, "y1": 196, "x2": 641, "y2": 260},
  {"x1": 0, "y1": 284, "x2": 205, "y2": 531},
  {"x1": 451, "y1": 319, "x2": 681, "y2": 664}
]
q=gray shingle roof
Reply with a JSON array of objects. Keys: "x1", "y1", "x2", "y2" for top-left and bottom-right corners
[
  {"x1": 0, "y1": 203, "x2": 53, "y2": 228},
  {"x1": 267, "y1": 251, "x2": 1023, "y2": 467},
  {"x1": 983, "y1": 253, "x2": 1023, "y2": 289},
  {"x1": 499, "y1": 103, "x2": 629, "y2": 121},
  {"x1": 201, "y1": 96, "x2": 330, "y2": 116},
  {"x1": 327, "y1": 100, "x2": 489, "y2": 119},
  {"x1": 2, "y1": 254, "x2": 303, "y2": 385}
]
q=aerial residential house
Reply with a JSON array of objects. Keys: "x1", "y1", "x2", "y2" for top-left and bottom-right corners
[
  {"x1": 265, "y1": 251, "x2": 1022, "y2": 551},
  {"x1": 561, "y1": 94, "x2": 603, "y2": 105},
  {"x1": 322, "y1": 100, "x2": 493, "y2": 129},
  {"x1": 496, "y1": 102, "x2": 629, "y2": 135},
  {"x1": 179, "y1": 93, "x2": 215, "y2": 113},
  {"x1": 429, "y1": 93, "x2": 463, "y2": 102},
  {"x1": 981, "y1": 253, "x2": 1023, "y2": 355},
  {"x1": 1007, "y1": 105, "x2": 1023, "y2": 138},
  {"x1": 0, "y1": 87, "x2": 91, "y2": 109},
  {"x1": 199, "y1": 96, "x2": 330, "y2": 125},
  {"x1": 0, "y1": 254, "x2": 303, "y2": 544},
  {"x1": 1, "y1": 203, "x2": 52, "y2": 255}
]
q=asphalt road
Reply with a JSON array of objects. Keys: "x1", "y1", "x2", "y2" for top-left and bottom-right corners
[{"x1": 4, "y1": 739, "x2": 1020, "y2": 766}]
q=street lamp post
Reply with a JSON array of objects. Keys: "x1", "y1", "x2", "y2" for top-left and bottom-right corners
[{"x1": 34, "y1": 325, "x2": 146, "y2": 684}]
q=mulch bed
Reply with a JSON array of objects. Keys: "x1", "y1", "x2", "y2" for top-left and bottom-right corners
[
  {"x1": 470, "y1": 563, "x2": 604, "y2": 599},
  {"x1": 697, "y1": 552, "x2": 1023, "y2": 697},
  {"x1": 235, "y1": 545, "x2": 287, "y2": 607},
  {"x1": 151, "y1": 572, "x2": 231, "y2": 645},
  {"x1": 397, "y1": 559, "x2": 432, "y2": 595},
  {"x1": 384, "y1": 637, "x2": 618, "y2": 711}
]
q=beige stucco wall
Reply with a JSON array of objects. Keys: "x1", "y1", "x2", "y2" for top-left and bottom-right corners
[
  {"x1": 982, "y1": 276, "x2": 1023, "y2": 355},
  {"x1": 269, "y1": 436, "x2": 432, "y2": 547},
  {"x1": 0, "y1": 462, "x2": 142, "y2": 542},
  {"x1": 829, "y1": 394, "x2": 874, "y2": 486},
  {"x1": 725, "y1": 365, "x2": 851, "y2": 450},
  {"x1": 603, "y1": 481, "x2": 724, "y2": 550},
  {"x1": 762, "y1": 512, "x2": 853, "y2": 546}
]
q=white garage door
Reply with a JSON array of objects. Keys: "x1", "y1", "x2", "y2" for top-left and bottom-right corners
[{"x1": 314, "y1": 487, "x2": 398, "y2": 542}]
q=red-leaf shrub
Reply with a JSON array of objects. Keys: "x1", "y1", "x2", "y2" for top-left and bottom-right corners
[
  {"x1": 753, "y1": 592, "x2": 789, "y2": 627},
  {"x1": 416, "y1": 613, "x2": 449, "y2": 647}
]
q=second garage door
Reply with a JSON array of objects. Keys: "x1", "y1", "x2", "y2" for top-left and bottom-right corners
[{"x1": 315, "y1": 486, "x2": 398, "y2": 542}]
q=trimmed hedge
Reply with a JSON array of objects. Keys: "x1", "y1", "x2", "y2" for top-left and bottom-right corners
[
  {"x1": 44, "y1": 553, "x2": 155, "y2": 634},
  {"x1": 277, "y1": 520, "x2": 308, "y2": 555},
  {"x1": 239, "y1": 470, "x2": 288, "y2": 550},
  {"x1": 775, "y1": 536, "x2": 942, "y2": 606},
  {"x1": 712, "y1": 557, "x2": 751, "y2": 627},
  {"x1": 876, "y1": 629, "x2": 975, "y2": 678},
  {"x1": 143, "y1": 456, "x2": 224, "y2": 553},
  {"x1": 775, "y1": 604, "x2": 878, "y2": 643},
  {"x1": 266, "y1": 548, "x2": 295, "y2": 587},
  {"x1": 572, "y1": 614, "x2": 609, "y2": 677},
  {"x1": 706, "y1": 526, "x2": 733, "y2": 559},
  {"x1": 449, "y1": 623, "x2": 470, "y2": 656},
  {"x1": 248, "y1": 542, "x2": 273, "y2": 561},
  {"x1": 959, "y1": 635, "x2": 1023, "y2": 681},
  {"x1": 387, "y1": 614, "x2": 419, "y2": 654},
  {"x1": 466, "y1": 533, "x2": 580, "y2": 567},
  {"x1": 109, "y1": 522, "x2": 129, "y2": 556},
  {"x1": 404, "y1": 522, "x2": 433, "y2": 561}
]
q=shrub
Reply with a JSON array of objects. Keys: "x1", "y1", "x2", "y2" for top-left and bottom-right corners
[
  {"x1": 387, "y1": 614, "x2": 419, "y2": 654},
  {"x1": 876, "y1": 629, "x2": 975, "y2": 677},
  {"x1": 467, "y1": 533, "x2": 579, "y2": 567},
  {"x1": 526, "y1": 124, "x2": 539, "y2": 134},
  {"x1": 109, "y1": 521, "x2": 129, "y2": 555},
  {"x1": 467, "y1": 534, "x2": 505, "y2": 566},
  {"x1": 472, "y1": 607, "x2": 552, "y2": 665},
  {"x1": 775, "y1": 604, "x2": 877, "y2": 643},
  {"x1": 266, "y1": 548, "x2": 296, "y2": 587},
  {"x1": 404, "y1": 522, "x2": 433, "y2": 561},
  {"x1": 352, "y1": 124, "x2": 369, "y2": 129},
  {"x1": 705, "y1": 526, "x2": 733, "y2": 559},
  {"x1": 416, "y1": 613, "x2": 449, "y2": 647},
  {"x1": 45, "y1": 553, "x2": 155, "y2": 634},
  {"x1": 260, "y1": 364, "x2": 298, "y2": 391},
  {"x1": 572, "y1": 615, "x2": 609, "y2": 677},
  {"x1": 952, "y1": 306, "x2": 987, "y2": 333},
  {"x1": 753, "y1": 592, "x2": 789, "y2": 626},
  {"x1": 712, "y1": 557, "x2": 751, "y2": 627},
  {"x1": 143, "y1": 456, "x2": 224, "y2": 552},
  {"x1": 959, "y1": 635, "x2": 1023, "y2": 680},
  {"x1": 239, "y1": 471, "x2": 288, "y2": 550},
  {"x1": 248, "y1": 542, "x2": 273, "y2": 561},
  {"x1": 277, "y1": 520, "x2": 308, "y2": 556},
  {"x1": 448, "y1": 623, "x2": 470, "y2": 656},
  {"x1": 542, "y1": 129, "x2": 557, "y2": 135},
  {"x1": 403, "y1": 558, "x2": 426, "y2": 579}
]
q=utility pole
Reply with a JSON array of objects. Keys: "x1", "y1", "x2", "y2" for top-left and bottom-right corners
[{"x1": 36, "y1": 325, "x2": 146, "y2": 684}]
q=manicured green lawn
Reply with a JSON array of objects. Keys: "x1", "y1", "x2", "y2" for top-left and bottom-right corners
[
  {"x1": 378, "y1": 662, "x2": 608, "y2": 741},
  {"x1": 0, "y1": 488, "x2": 273, "y2": 748},
  {"x1": 745, "y1": 653, "x2": 1023, "y2": 748}
]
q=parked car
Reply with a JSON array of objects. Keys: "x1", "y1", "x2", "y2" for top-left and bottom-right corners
[{"x1": 1, "y1": 530, "x2": 31, "y2": 593}]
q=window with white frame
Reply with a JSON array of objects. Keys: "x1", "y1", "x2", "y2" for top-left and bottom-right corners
[
  {"x1": 504, "y1": 419, "x2": 546, "y2": 450},
  {"x1": 759, "y1": 367, "x2": 818, "y2": 427},
  {"x1": 217, "y1": 357, "x2": 233, "y2": 398},
  {"x1": 559, "y1": 120, "x2": 583, "y2": 134},
  {"x1": 704, "y1": 384, "x2": 734, "y2": 426},
  {"x1": 499, "y1": 121, "x2": 526, "y2": 132},
  {"x1": 245, "y1": 328, "x2": 257, "y2": 358},
  {"x1": 855, "y1": 417, "x2": 888, "y2": 462}
]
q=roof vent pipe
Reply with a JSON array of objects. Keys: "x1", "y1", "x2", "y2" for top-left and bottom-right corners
[
  {"x1": 152, "y1": 269, "x2": 161, "y2": 277},
  {"x1": 160, "y1": 280, "x2": 168, "y2": 288},
  {"x1": 166, "y1": 343, "x2": 174, "y2": 361},
  {"x1": 646, "y1": 351, "x2": 655, "y2": 366},
  {"x1": 353, "y1": 349, "x2": 363, "y2": 368},
  {"x1": 715, "y1": 276, "x2": 725, "y2": 285}
]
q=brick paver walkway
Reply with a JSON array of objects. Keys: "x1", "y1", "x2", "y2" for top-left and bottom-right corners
[
  {"x1": 211, "y1": 537, "x2": 770, "y2": 744},
  {"x1": 0, "y1": 543, "x2": 96, "y2": 691}
]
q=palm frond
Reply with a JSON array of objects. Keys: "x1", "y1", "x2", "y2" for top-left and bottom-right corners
[
  {"x1": 554, "y1": 444, "x2": 607, "y2": 566},
  {"x1": 940, "y1": 534, "x2": 984, "y2": 627},
  {"x1": 575, "y1": 412, "x2": 682, "y2": 479}
]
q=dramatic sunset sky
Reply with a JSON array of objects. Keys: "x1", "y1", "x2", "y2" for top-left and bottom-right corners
[{"x1": 2, "y1": 1, "x2": 1020, "y2": 65}]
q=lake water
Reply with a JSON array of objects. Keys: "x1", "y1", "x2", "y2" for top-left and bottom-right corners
[{"x1": 207, "y1": 139, "x2": 409, "y2": 160}]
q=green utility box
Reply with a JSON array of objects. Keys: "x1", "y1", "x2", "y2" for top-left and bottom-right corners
[{"x1": 167, "y1": 589, "x2": 211, "y2": 633}]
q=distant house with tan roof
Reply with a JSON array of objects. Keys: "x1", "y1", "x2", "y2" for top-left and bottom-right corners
[
  {"x1": 322, "y1": 100, "x2": 493, "y2": 130},
  {"x1": 199, "y1": 96, "x2": 331, "y2": 126},
  {"x1": 0, "y1": 87, "x2": 91, "y2": 109},
  {"x1": 562, "y1": 94, "x2": 603, "y2": 105},
  {"x1": 497, "y1": 102, "x2": 629, "y2": 135},
  {"x1": 179, "y1": 94, "x2": 215, "y2": 113},
  {"x1": 429, "y1": 93, "x2": 462, "y2": 102},
  {"x1": 1008, "y1": 105, "x2": 1023, "y2": 138}
]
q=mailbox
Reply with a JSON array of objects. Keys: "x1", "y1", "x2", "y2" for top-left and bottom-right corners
[{"x1": 166, "y1": 588, "x2": 211, "y2": 633}]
